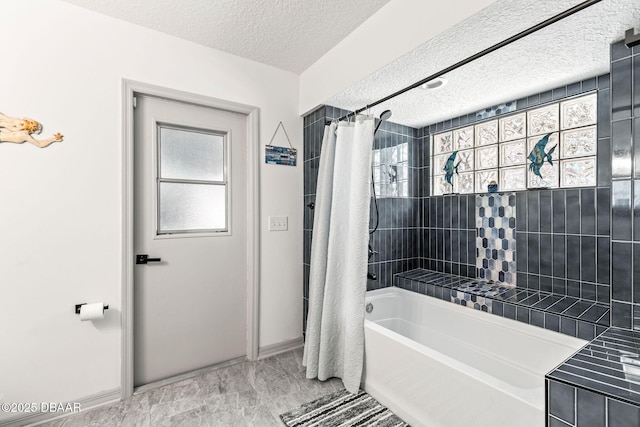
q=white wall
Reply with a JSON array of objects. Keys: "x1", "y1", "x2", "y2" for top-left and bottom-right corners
[
  {"x1": 299, "y1": 0, "x2": 497, "y2": 115},
  {"x1": 0, "y1": 0, "x2": 302, "y2": 414}
]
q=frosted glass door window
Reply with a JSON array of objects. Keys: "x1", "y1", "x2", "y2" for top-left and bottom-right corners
[
  {"x1": 160, "y1": 183, "x2": 226, "y2": 231},
  {"x1": 157, "y1": 125, "x2": 228, "y2": 234},
  {"x1": 160, "y1": 127, "x2": 224, "y2": 181}
]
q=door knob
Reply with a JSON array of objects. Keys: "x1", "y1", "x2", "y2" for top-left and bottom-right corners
[{"x1": 136, "y1": 254, "x2": 162, "y2": 264}]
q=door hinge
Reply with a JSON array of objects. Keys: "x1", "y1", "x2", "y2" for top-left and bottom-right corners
[{"x1": 133, "y1": 96, "x2": 137, "y2": 109}]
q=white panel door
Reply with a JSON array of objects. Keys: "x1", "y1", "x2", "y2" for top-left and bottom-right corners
[{"x1": 133, "y1": 95, "x2": 247, "y2": 386}]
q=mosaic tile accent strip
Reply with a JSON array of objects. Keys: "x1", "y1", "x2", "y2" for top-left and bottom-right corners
[
  {"x1": 456, "y1": 280, "x2": 513, "y2": 298},
  {"x1": 451, "y1": 290, "x2": 492, "y2": 312},
  {"x1": 475, "y1": 102, "x2": 517, "y2": 120},
  {"x1": 476, "y1": 193, "x2": 517, "y2": 285}
]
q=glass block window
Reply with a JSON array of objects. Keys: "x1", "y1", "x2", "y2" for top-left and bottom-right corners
[
  {"x1": 372, "y1": 142, "x2": 409, "y2": 197},
  {"x1": 431, "y1": 93, "x2": 597, "y2": 194}
]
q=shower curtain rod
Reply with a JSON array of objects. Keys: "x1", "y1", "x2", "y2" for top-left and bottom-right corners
[{"x1": 326, "y1": 0, "x2": 603, "y2": 125}]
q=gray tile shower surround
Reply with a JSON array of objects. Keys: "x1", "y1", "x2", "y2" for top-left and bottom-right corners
[
  {"x1": 302, "y1": 41, "x2": 640, "y2": 425},
  {"x1": 35, "y1": 349, "x2": 343, "y2": 427},
  {"x1": 540, "y1": 41, "x2": 640, "y2": 427}
]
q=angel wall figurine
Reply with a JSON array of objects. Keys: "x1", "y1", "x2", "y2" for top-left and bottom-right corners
[{"x1": 0, "y1": 112, "x2": 63, "y2": 148}]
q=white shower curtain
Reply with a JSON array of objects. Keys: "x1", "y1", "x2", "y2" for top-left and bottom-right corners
[{"x1": 303, "y1": 115, "x2": 374, "y2": 394}]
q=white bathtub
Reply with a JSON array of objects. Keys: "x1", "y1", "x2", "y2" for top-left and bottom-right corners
[{"x1": 362, "y1": 287, "x2": 587, "y2": 427}]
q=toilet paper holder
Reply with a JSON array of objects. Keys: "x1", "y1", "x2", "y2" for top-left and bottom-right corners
[{"x1": 75, "y1": 303, "x2": 109, "y2": 314}]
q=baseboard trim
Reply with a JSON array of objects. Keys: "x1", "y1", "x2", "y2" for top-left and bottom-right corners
[
  {"x1": 257, "y1": 336, "x2": 304, "y2": 360},
  {"x1": 2, "y1": 338, "x2": 303, "y2": 426},
  {"x1": 0, "y1": 388, "x2": 121, "y2": 427}
]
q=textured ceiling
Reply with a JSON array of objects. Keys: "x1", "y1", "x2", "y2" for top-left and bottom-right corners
[
  {"x1": 327, "y1": 0, "x2": 640, "y2": 127},
  {"x1": 60, "y1": 0, "x2": 639, "y2": 126},
  {"x1": 60, "y1": 0, "x2": 391, "y2": 73}
]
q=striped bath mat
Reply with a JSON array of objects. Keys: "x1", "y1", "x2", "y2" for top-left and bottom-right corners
[{"x1": 279, "y1": 389, "x2": 410, "y2": 427}]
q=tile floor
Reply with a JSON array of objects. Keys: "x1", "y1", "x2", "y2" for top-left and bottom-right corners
[{"x1": 37, "y1": 349, "x2": 343, "y2": 427}]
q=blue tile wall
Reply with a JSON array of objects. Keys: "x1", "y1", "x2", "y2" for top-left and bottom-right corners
[
  {"x1": 547, "y1": 40, "x2": 640, "y2": 427},
  {"x1": 610, "y1": 41, "x2": 640, "y2": 331},
  {"x1": 423, "y1": 75, "x2": 612, "y2": 312},
  {"x1": 301, "y1": 38, "x2": 639, "y2": 424},
  {"x1": 302, "y1": 105, "x2": 326, "y2": 335},
  {"x1": 421, "y1": 194, "x2": 477, "y2": 276},
  {"x1": 547, "y1": 379, "x2": 640, "y2": 427},
  {"x1": 367, "y1": 116, "x2": 422, "y2": 289},
  {"x1": 303, "y1": 72, "x2": 615, "y2": 333},
  {"x1": 516, "y1": 187, "x2": 611, "y2": 304}
]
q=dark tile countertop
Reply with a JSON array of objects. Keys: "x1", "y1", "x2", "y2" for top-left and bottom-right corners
[
  {"x1": 394, "y1": 269, "x2": 609, "y2": 341},
  {"x1": 548, "y1": 328, "x2": 640, "y2": 407}
]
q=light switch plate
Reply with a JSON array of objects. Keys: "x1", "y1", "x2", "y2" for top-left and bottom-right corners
[{"x1": 269, "y1": 216, "x2": 288, "y2": 231}]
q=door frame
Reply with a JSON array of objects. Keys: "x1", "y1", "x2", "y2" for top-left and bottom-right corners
[{"x1": 121, "y1": 79, "x2": 260, "y2": 399}]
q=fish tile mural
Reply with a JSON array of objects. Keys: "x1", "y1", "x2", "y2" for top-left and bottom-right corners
[
  {"x1": 430, "y1": 93, "x2": 597, "y2": 193},
  {"x1": 528, "y1": 133, "x2": 557, "y2": 179}
]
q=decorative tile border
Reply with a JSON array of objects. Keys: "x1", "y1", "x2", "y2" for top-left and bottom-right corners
[
  {"x1": 475, "y1": 102, "x2": 517, "y2": 120},
  {"x1": 451, "y1": 290, "x2": 492, "y2": 312},
  {"x1": 456, "y1": 279, "x2": 513, "y2": 297}
]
